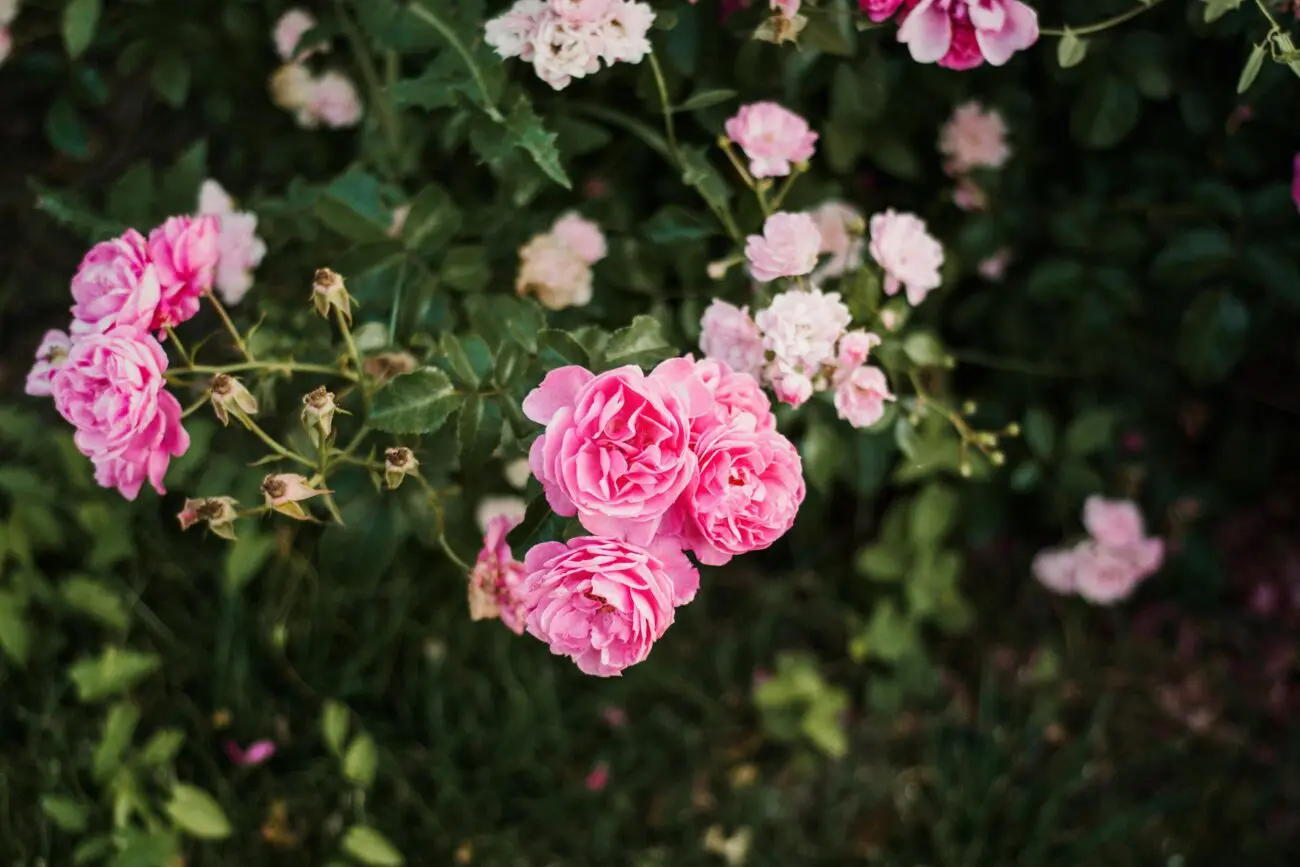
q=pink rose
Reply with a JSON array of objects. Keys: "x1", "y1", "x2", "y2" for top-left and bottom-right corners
[
  {"x1": 859, "y1": 0, "x2": 905, "y2": 21},
  {"x1": 523, "y1": 358, "x2": 713, "y2": 544},
  {"x1": 69, "y1": 230, "x2": 160, "y2": 336},
  {"x1": 198, "y1": 180, "x2": 267, "y2": 307},
  {"x1": 225, "y1": 739, "x2": 277, "y2": 767},
  {"x1": 754, "y1": 287, "x2": 851, "y2": 376},
  {"x1": 551, "y1": 211, "x2": 607, "y2": 264},
  {"x1": 516, "y1": 232, "x2": 593, "y2": 310},
  {"x1": 469, "y1": 514, "x2": 529, "y2": 634},
  {"x1": 1072, "y1": 538, "x2": 1165, "y2": 605},
  {"x1": 700, "y1": 299, "x2": 765, "y2": 380},
  {"x1": 939, "y1": 101, "x2": 1010, "y2": 174},
  {"x1": 599, "y1": 1, "x2": 655, "y2": 65},
  {"x1": 273, "y1": 8, "x2": 324, "y2": 61},
  {"x1": 520, "y1": 536, "x2": 699, "y2": 676},
  {"x1": 530, "y1": 15, "x2": 602, "y2": 90},
  {"x1": 51, "y1": 326, "x2": 189, "y2": 500},
  {"x1": 836, "y1": 330, "x2": 881, "y2": 369},
  {"x1": 673, "y1": 413, "x2": 804, "y2": 566},
  {"x1": 724, "y1": 102, "x2": 819, "y2": 179},
  {"x1": 147, "y1": 215, "x2": 220, "y2": 328},
  {"x1": 1082, "y1": 496, "x2": 1145, "y2": 547},
  {"x1": 549, "y1": 0, "x2": 613, "y2": 23},
  {"x1": 691, "y1": 357, "x2": 776, "y2": 443},
  {"x1": 306, "y1": 71, "x2": 364, "y2": 128},
  {"x1": 1031, "y1": 546, "x2": 1077, "y2": 595},
  {"x1": 485, "y1": 0, "x2": 548, "y2": 60},
  {"x1": 896, "y1": 0, "x2": 1039, "y2": 71},
  {"x1": 745, "y1": 212, "x2": 821, "y2": 283},
  {"x1": 770, "y1": 367, "x2": 814, "y2": 408},
  {"x1": 833, "y1": 364, "x2": 894, "y2": 428},
  {"x1": 25, "y1": 329, "x2": 71, "y2": 397},
  {"x1": 977, "y1": 247, "x2": 1011, "y2": 281},
  {"x1": 809, "y1": 201, "x2": 865, "y2": 280},
  {"x1": 868, "y1": 209, "x2": 944, "y2": 306}
]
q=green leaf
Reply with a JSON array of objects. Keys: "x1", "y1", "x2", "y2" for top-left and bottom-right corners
[
  {"x1": 1237, "y1": 43, "x2": 1267, "y2": 94},
  {"x1": 139, "y1": 728, "x2": 186, "y2": 766},
  {"x1": 0, "y1": 590, "x2": 31, "y2": 665},
  {"x1": 343, "y1": 733, "x2": 379, "y2": 790},
  {"x1": 1057, "y1": 32, "x2": 1088, "y2": 68},
  {"x1": 440, "y1": 245, "x2": 490, "y2": 292},
  {"x1": 862, "y1": 129, "x2": 921, "y2": 180},
  {"x1": 322, "y1": 701, "x2": 350, "y2": 757},
  {"x1": 1063, "y1": 409, "x2": 1116, "y2": 457},
  {"x1": 41, "y1": 795, "x2": 90, "y2": 832},
  {"x1": 457, "y1": 393, "x2": 504, "y2": 468},
  {"x1": 799, "y1": 13, "x2": 853, "y2": 56},
  {"x1": 1243, "y1": 244, "x2": 1300, "y2": 308},
  {"x1": 1203, "y1": 0, "x2": 1243, "y2": 23},
  {"x1": 502, "y1": 95, "x2": 571, "y2": 189},
  {"x1": 678, "y1": 146, "x2": 732, "y2": 215},
  {"x1": 800, "y1": 691, "x2": 849, "y2": 758},
  {"x1": 493, "y1": 341, "x2": 529, "y2": 388},
  {"x1": 75, "y1": 835, "x2": 114, "y2": 866},
  {"x1": 537, "y1": 329, "x2": 590, "y2": 369},
  {"x1": 104, "y1": 831, "x2": 180, "y2": 867},
  {"x1": 60, "y1": 577, "x2": 129, "y2": 631},
  {"x1": 151, "y1": 52, "x2": 191, "y2": 108},
  {"x1": 342, "y1": 825, "x2": 405, "y2": 866},
  {"x1": 800, "y1": 422, "x2": 841, "y2": 493},
  {"x1": 45, "y1": 98, "x2": 91, "y2": 161},
  {"x1": 673, "y1": 88, "x2": 738, "y2": 113},
  {"x1": 225, "y1": 532, "x2": 276, "y2": 595},
  {"x1": 63, "y1": 0, "x2": 102, "y2": 59},
  {"x1": 855, "y1": 543, "x2": 907, "y2": 582},
  {"x1": 401, "y1": 184, "x2": 462, "y2": 253},
  {"x1": 602, "y1": 315, "x2": 672, "y2": 369},
  {"x1": 1177, "y1": 290, "x2": 1250, "y2": 384},
  {"x1": 1023, "y1": 408, "x2": 1056, "y2": 460},
  {"x1": 1070, "y1": 76, "x2": 1140, "y2": 149},
  {"x1": 507, "y1": 495, "x2": 570, "y2": 551},
  {"x1": 902, "y1": 331, "x2": 945, "y2": 367},
  {"x1": 856, "y1": 600, "x2": 918, "y2": 663},
  {"x1": 69, "y1": 647, "x2": 161, "y2": 702},
  {"x1": 93, "y1": 702, "x2": 140, "y2": 781},
  {"x1": 105, "y1": 162, "x2": 156, "y2": 230},
  {"x1": 643, "y1": 206, "x2": 714, "y2": 243},
  {"x1": 369, "y1": 369, "x2": 464, "y2": 434},
  {"x1": 316, "y1": 169, "x2": 392, "y2": 243},
  {"x1": 909, "y1": 483, "x2": 959, "y2": 545},
  {"x1": 440, "y1": 334, "x2": 483, "y2": 388},
  {"x1": 166, "y1": 784, "x2": 232, "y2": 840},
  {"x1": 1150, "y1": 228, "x2": 1233, "y2": 283}
]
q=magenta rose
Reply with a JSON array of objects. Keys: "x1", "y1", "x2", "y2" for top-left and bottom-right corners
[
  {"x1": 52, "y1": 325, "x2": 190, "y2": 500},
  {"x1": 691, "y1": 356, "x2": 775, "y2": 444},
  {"x1": 68, "y1": 229, "x2": 161, "y2": 336},
  {"x1": 468, "y1": 514, "x2": 528, "y2": 634},
  {"x1": 523, "y1": 357, "x2": 714, "y2": 544},
  {"x1": 520, "y1": 536, "x2": 699, "y2": 676},
  {"x1": 672, "y1": 412, "x2": 805, "y2": 566},
  {"x1": 147, "y1": 215, "x2": 220, "y2": 328}
]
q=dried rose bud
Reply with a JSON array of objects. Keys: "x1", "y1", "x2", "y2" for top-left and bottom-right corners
[
  {"x1": 311, "y1": 267, "x2": 353, "y2": 326},
  {"x1": 269, "y1": 63, "x2": 312, "y2": 112},
  {"x1": 261, "y1": 473, "x2": 330, "y2": 521},
  {"x1": 178, "y1": 496, "x2": 240, "y2": 540},
  {"x1": 210, "y1": 374, "x2": 259, "y2": 427},
  {"x1": 301, "y1": 386, "x2": 338, "y2": 442},
  {"x1": 384, "y1": 447, "x2": 418, "y2": 490},
  {"x1": 753, "y1": 7, "x2": 806, "y2": 45},
  {"x1": 362, "y1": 351, "x2": 417, "y2": 386}
]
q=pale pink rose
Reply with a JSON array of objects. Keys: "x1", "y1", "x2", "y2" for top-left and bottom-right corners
[
  {"x1": 550, "y1": 0, "x2": 613, "y2": 24},
  {"x1": 25, "y1": 329, "x2": 71, "y2": 398},
  {"x1": 977, "y1": 248, "x2": 1011, "y2": 281},
  {"x1": 306, "y1": 71, "x2": 363, "y2": 128},
  {"x1": 836, "y1": 330, "x2": 881, "y2": 369},
  {"x1": 68, "y1": 230, "x2": 159, "y2": 336},
  {"x1": 859, "y1": 0, "x2": 905, "y2": 22},
  {"x1": 1072, "y1": 538, "x2": 1165, "y2": 605},
  {"x1": 225, "y1": 739, "x2": 276, "y2": 766},
  {"x1": 469, "y1": 514, "x2": 528, "y2": 634},
  {"x1": 754, "y1": 286, "x2": 851, "y2": 376},
  {"x1": 809, "y1": 201, "x2": 865, "y2": 280},
  {"x1": 700, "y1": 299, "x2": 765, "y2": 380},
  {"x1": 952, "y1": 178, "x2": 988, "y2": 211},
  {"x1": 531, "y1": 16, "x2": 601, "y2": 90},
  {"x1": 516, "y1": 232, "x2": 593, "y2": 310},
  {"x1": 273, "y1": 8, "x2": 324, "y2": 61},
  {"x1": 521, "y1": 536, "x2": 698, "y2": 675},
  {"x1": 690, "y1": 356, "x2": 776, "y2": 443},
  {"x1": 772, "y1": 0, "x2": 801, "y2": 15},
  {"x1": 1082, "y1": 496, "x2": 1146, "y2": 547},
  {"x1": 51, "y1": 326, "x2": 189, "y2": 500},
  {"x1": 523, "y1": 359, "x2": 713, "y2": 544},
  {"x1": 673, "y1": 412, "x2": 804, "y2": 566},
  {"x1": 551, "y1": 211, "x2": 607, "y2": 264},
  {"x1": 745, "y1": 212, "x2": 821, "y2": 283},
  {"x1": 485, "y1": 0, "x2": 548, "y2": 60},
  {"x1": 1292, "y1": 154, "x2": 1300, "y2": 212},
  {"x1": 1031, "y1": 546, "x2": 1077, "y2": 595},
  {"x1": 724, "y1": 102, "x2": 819, "y2": 179},
  {"x1": 833, "y1": 364, "x2": 894, "y2": 428},
  {"x1": 475, "y1": 495, "x2": 528, "y2": 533},
  {"x1": 585, "y1": 761, "x2": 611, "y2": 791},
  {"x1": 868, "y1": 209, "x2": 944, "y2": 306},
  {"x1": 147, "y1": 215, "x2": 220, "y2": 328},
  {"x1": 197, "y1": 179, "x2": 234, "y2": 215},
  {"x1": 896, "y1": 0, "x2": 1039, "y2": 71},
  {"x1": 198, "y1": 180, "x2": 266, "y2": 307},
  {"x1": 938, "y1": 101, "x2": 1010, "y2": 174},
  {"x1": 769, "y1": 367, "x2": 813, "y2": 408},
  {"x1": 598, "y1": 0, "x2": 655, "y2": 64}
]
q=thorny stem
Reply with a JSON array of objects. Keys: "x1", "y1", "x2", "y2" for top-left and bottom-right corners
[
  {"x1": 204, "y1": 290, "x2": 253, "y2": 361},
  {"x1": 408, "y1": 2, "x2": 505, "y2": 122},
  {"x1": 1040, "y1": 0, "x2": 1168, "y2": 37}
]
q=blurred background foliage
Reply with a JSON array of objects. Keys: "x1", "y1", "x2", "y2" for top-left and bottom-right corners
[{"x1": 2, "y1": 0, "x2": 1299, "y2": 864}]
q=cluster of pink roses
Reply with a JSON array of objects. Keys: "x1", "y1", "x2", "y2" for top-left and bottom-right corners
[
  {"x1": 515, "y1": 211, "x2": 608, "y2": 310},
  {"x1": 1032, "y1": 496, "x2": 1166, "y2": 605},
  {"x1": 938, "y1": 100, "x2": 1010, "y2": 213},
  {"x1": 25, "y1": 216, "x2": 225, "y2": 499},
  {"x1": 198, "y1": 180, "x2": 267, "y2": 306},
  {"x1": 862, "y1": 0, "x2": 1038, "y2": 70},
  {"x1": 485, "y1": 0, "x2": 655, "y2": 91},
  {"x1": 700, "y1": 294, "x2": 894, "y2": 428},
  {"x1": 267, "y1": 8, "x2": 363, "y2": 129},
  {"x1": 472, "y1": 356, "x2": 806, "y2": 676}
]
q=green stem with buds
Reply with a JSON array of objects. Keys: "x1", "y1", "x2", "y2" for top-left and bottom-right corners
[
  {"x1": 168, "y1": 361, "x2": 358, "y2": 381},
  {"x1": 1040, "y1": 0, "x2": 1168, "y2": 37}
]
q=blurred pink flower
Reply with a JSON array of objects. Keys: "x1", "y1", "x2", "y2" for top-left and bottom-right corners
[
  {"x1": 868, "y1": 209, "x2": 944, "y2": 305},
  {"x1": 306, "y1": 71, "x2": 363, "y2": 128},
  {"x1": 226, "y1": 739, "x2": 277, "y2": 767},
  {"x1": 24, "y1": 329, "x2": 71, "y2": 398},
  {"x1": 896, "y1": 0, "x2": 1039, "y2": 70},
  {"x1": 833, "y1": 364, "x2": 894, "y2": 428},
  {"x1": 977, "y1": 248, "x2": 1011, "y2": 281},
  {"x1": 700, "y1": 299, "x2": 766, "y2": 380},
  {"x1": 585, "y1": 761, "x2": 610, "y2": 791},
  {"x1": 745, "y1": 212, "x2": 821, "y2": 282},
  {"x1": 197, "y1": 179, "x2": 267, "y2": 307},
  {"x1": 551, "y1": 211, "x2": 607, "y2": 264},
  {"x1": 724, "y1": 102, "x2": 818, "y2": 179},
  {"x1": 601, "y1": 706, "x2": 629, "y2": 728},
  {"x1": 939, "y1": 101, "x2": 1010, "y2": 174},
  {"x1": 755, "y1": 286, "x2": 850, "y2": 378},
  {"x1": 273, "y1": 8, "x2": 325, "y2": 61},
  {"x1": 808, "y1": 201, "x2": 865, "y2": 280},
  {"x1": 469, "y1": 514, "x2": 528, "y2": 634}
]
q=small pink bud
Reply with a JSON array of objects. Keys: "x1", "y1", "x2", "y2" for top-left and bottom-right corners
[
  {"x1": 178, "y1": 496, "x2": 240, "y2": 540},
  {"x1": 311, "y1": 267, "x2": 353, "y2": 326},
  {"x1": 601, "y1": 706, "x2": 628, "y2": 728},
  {"x1": 384, "y1": 447, "x2": 419, "y2": 490},
  {"x1": 225, "y1": 739, "x2": 277, "y2": 767},
  {"x1": 301, "y1": 385, "x2": 339, "y2": 442},
  {"x1": 210, "y1": 374, "x2": 259, "y2": 427},
  {"x1": 585, "y1": 761, "x2": 610, "y2": 792},
  {"x1": 836, "y1": 330, "x2": 881, "y2": 369},
  {"x1": 262, "y1": 473, "x2": 329, "y2": 520}
]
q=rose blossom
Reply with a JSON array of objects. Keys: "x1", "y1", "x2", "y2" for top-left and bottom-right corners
[
  {"x1": 0, "y1": 29, "x2": 11, "y2": 66},
  {"x1": 833, "y1": 365, "x2": 894, "y2": 428},
  {"x1": 520, "y1": 536, "x2": 699, "y2": 676},
  {"x1": 772, "y1": 0, "x2": 801, "y2": 15},
  {"x1": 198, "y1": 179, "x2": 267, "y2": 306},
  {"x1": 523, "y1": 358, "x2": 713, "y2": 544},
  {"x1": 939, "y1": 101, "x2": 1010, "y2": 174},
  {"x1": 690, "y1": 357, "x2": 776, "y2": 443},
  {"x1": 894, "y1": 0, "x2": 1039, "y2": 70},
  {"x1": 1031, "y1": 546, "x2": 1077, "y2": 595},
  {"x1": 305, "y1": 71, "x2": 363, "y2": 128},
  {"x1": 809, "y1": 201, "x2": 865, "y2": 280},
  {"x1": 550, "y1": 0, "x2": 613, "y2": 23},
  {"x1": 25, "y1": 329, "x2": 71, "y2": 397},
  {"x1": 860, "y1": 0, "x2": 904, "y2": 20},
  {"x1": 754, "y1": 286, "x2": 851, "y2": 376},
  {"x1": 700, "y1": 299, "x2": 765, "y2": 380},
  {"x1": 51, "y1": 326, "x2": 189, "y2": 500},
  {"x1": 469, "y1": 514, "x2": 528, "y2": 634},
  {"x1": 837, "y1": 330, "x2": 881, "y2": 368},
  {"x1": 69, "y1": 229, "x2": 159, "y2": 336},
  {"x1": 724, "y1": 102, "x2": 818, "y2": 179},
  {"x1": 745, "y1": 212, "x2": 821, "y2": 283},
  {"x1": 225, "y1": 740, "x2": 277, "y2": 767},
  {"x1": 673, "y1": 412, "x2": 805, "y2": 566},
  {"x1": 868, "y1": 209, "x2": 944, "y2": 306},
  {"x1": 147, "y1": 215, "x2": 220, "y2": 328},
  {"x1": 486, "y1": 0, "x2": 653, "y2": 89},
  {"x1": 485, "y1": 0, "x2": 548, "y2": 59},
  {"x1": 273, "y1": 8, "x2": 324, "y2": 61},
  {"x1": 1072, "y1": 538, "x2": 1164, "y2": 605},
  {"x1": 516, "y1": 232, "x2": 593, "y2": 310},
  {"x1": 550, "y1": 211, "x2": 607, "y2": 264},
  {"x1": 530, "y1": 15, "x2": 601, "y2": 89},
  {"x1": 599, "y1": 0, "x2": 654, "y2": 64},
  {"x1": 1082, "y1": 496, "x2": 1146, "y2": 547},
  {"x1": 770, "y1": 367, "x2": 814, "y2": 407}
]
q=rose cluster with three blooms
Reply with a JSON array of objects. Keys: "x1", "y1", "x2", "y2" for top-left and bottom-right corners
[
  {"x1": 25, "y1": 216, "x2": 221, "y2": 499},
  {"x1": 475, "y1": 356, "x2": 806, "y2": 677}
]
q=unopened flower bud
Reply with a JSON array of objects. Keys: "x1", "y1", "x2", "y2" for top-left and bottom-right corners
[
  {"x1": 752, "y1": 10, "x2": 807, "y2": 45},
  {"x1": 210, "y1": 374, "x2": 259, "y2": 427},
  {"x1": 504, "y1": 458, "x2": 531, "y2": 490},
  {"x1": 879, "y1": 308, "x2": 902, "y2": 332},
  {"x1": 961, "y1": 400, "x2": 978, "y2": 416},
  {"x1": 990, "y1": 451, "x2": 1006, "y2": 466},
  {"x1": 1004, "y1": 422, "x2": 1021, "y2": 437},
  {"x1": 261, "y1": 473, "x2": 330, "y2": 521},
  {"x1": 706, "y1": 259, "x2": 732, "y2": 281},
  {"x1": 384, "y1": 447, "x2": 418, "y2": 490},
  {"x1": 959, "y1": 461, "x2": 972, "y2": 478},
  {"x1": 312, "y1": 268, "x2": 353, "y2": 326},
  {"x1": 269, "y1": 63, "x2": 312, "y2": 112},
  {"x1": 301, "y1": 386, "x2": 339, "y2": 443},
  {"x1": 178, "y1": 496, "x2": 240, "y2": 540}
]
